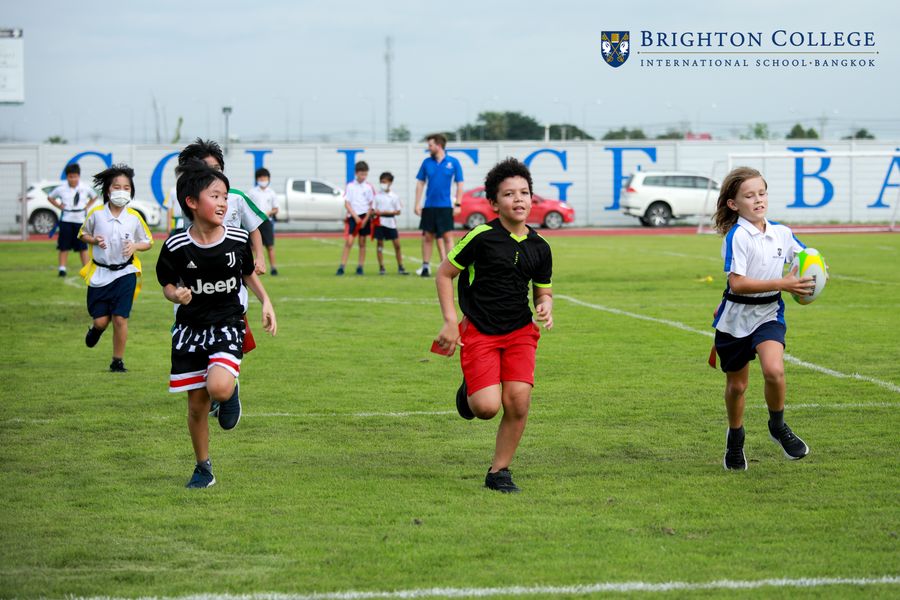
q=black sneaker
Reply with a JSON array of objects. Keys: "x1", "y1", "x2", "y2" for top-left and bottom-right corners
[
  {"x1": 58, "y1": 269, "x2": 66, "y2": 278},
  {"x1": 456, "y1": 380, "x2": 474, "y2": 420},
  {"x1": 379, "y1": 266, "x2": 386, "y2": 275},
  {"x1": 417, "y1": 266, "x2": 431, "y2": 277},
  {"x1": 270, "y1": 267, "x2": 278, "y2": 276},
  {"x1": 485, "y1": 468, "x2": 520, "y2": 493},
  {"x1": 186, "y1": 463, "x2": 216, "y2": 488},
  {"x1": 209, "y1": 401, "x2": 220, "y2": 417},
  {"x1": 723, "y1": 427, "x2": 748, "y2": 471},
  {"x1": 769, "y1": 421, "x2": 809, "y2": 460},
  {"x1": 85, "y1": 326, "x2": 103, "y2": 348},
  {"x1": 109, "y1": 358, "x2": 127, "y2": 373},
  {"x1": 218, "y1": 380, "x2": 241, "y2": 430},
  {"x1": 336, "y1": 266, "x2": 345, "y2": 276},
  {"x1": 398, "y1": 266, "x2": 409, "y2": 275},
  {"x1": 355, "y1": 265, "x2": 364, "y2": 275}
]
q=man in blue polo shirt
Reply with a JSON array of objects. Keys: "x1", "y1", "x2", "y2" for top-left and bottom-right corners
[{"x1": 414, "y1": 133, "x2": 464, "y2": 277}]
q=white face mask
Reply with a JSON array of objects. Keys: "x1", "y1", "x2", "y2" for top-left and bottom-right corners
[
  {"x1": 257, "y1": 180, "x2": 269, "y2": 188},
  {"x1": 380, "y1": 184, "x2": 390, "y2": 192},
  {"x1": 109, "y1": 190, "x2": 131, "y2": 207}
]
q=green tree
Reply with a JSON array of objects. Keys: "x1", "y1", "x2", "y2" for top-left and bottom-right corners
[
  {"x1": 601, "y1": 127, "x2": 647, "y2": 140},
  {"x1": 44, "y1": 135, "x2": 68, "y2": 144},
  {"x1": 842, "y1": 128, "x2": 875, "y2": 140},
  {"x1": 740, "y1": 122, "x2": 771, "y2": 140},
  {"x1": 655, "y1": 129, "x2": 684, "y2": 140},
  {"x1": 786, "y1": 124, "x2": 818, "y2": 139},
  {"x1": 390, "y1": 124, "x2": 411, "y2": 142},
  {"x1": 548, "y1": 123, "x2": 594, "y2": 141}
]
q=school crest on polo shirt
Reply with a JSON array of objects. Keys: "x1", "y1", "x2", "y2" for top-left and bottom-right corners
[{"x1": 601, "y1": 31, "x2": 630, "y2": 68}]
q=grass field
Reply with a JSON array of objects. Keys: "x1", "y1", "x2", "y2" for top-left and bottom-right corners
[{"x1": 1, "y1": 231, "x2": 898, "y2": 599}]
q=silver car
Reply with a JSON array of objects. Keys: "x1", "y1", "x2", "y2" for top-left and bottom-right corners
[{"x1": 621, "y1": 171, "x2": 719, "y2": 227}]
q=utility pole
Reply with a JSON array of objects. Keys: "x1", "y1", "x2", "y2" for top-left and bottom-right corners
[
  {"x1": 222, "y1": 106, "x2": 232, "y2": 154},
  {"x1": 385, "y1": 36, "x2": 393, "y2": 142}
]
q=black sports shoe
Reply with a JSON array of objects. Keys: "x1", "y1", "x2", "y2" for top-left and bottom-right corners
[
  {"x1": 186, "y1": 463, "x2": 216, "y2": 488},
  {"x1": 456, "y1": 380, "x2": 474, "y2": 420},
  {"x1": 769, "y1": 421, "x2": 809, "y2": 460},
  {"x1": 355, "y1": 265, "x2": 364, "y2": 275},
  {"x1": 398, "y1": 266, "x2": 409, "y2": 275},
  {"x1": 379, "y1": 266, "x2": 386, "y2": 275},
  {"x1": 485, "y1": 468, "x2": 520, "y2": 493},
  {"x1": 85, "y1": 326, "x2": 103, "y2": 348},
  {"x1": 109, "y1": 358, "x2": 127, "y2": 373},
  {"x1": 218, "y1": 381, "x2": 241, "y2": 430},
  {"x1": 336, "y1": 266, "x2": 345, "y2": 276},
  {"x1": 58, "y1": 269, "x2": 66, "y2": 278},
  {"x1": 723, "y1": 427, "x2": 748, "y2": 471},
  {"x1": 270, "y1": 267, "x2": 278, "y2": 276}
]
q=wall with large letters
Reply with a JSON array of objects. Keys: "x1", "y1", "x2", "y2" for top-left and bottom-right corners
[{"x1": 1, "y1": 140, "x2": 897, "y2": 230}]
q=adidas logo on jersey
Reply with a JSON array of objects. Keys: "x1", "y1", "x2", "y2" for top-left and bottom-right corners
[
  {"x1": 187, "y1": 261, "x2": 198, "y2": 269},
  {"x1": 190, "y1": 277, "x2": 238, "y2": 295}
]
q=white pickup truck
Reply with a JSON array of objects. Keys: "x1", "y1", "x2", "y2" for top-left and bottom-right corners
[{"x1": 278, "y1": 178, "x2": 345, "y2": 222}]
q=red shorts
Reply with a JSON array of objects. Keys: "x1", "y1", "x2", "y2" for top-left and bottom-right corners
[{"x1": 459, "y1": 319, "x2": 541, "y2": 394}]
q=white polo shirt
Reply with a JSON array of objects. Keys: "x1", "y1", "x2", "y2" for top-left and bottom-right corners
[
  {"x1": 373, "y1": 190, "x2": 402, "y2": 229},
  {"x1": 344, "y1": 180, "x2": 375, "y2": 215},
  {"x1": 713, "y1": 217, "x2": 805, "y2": 338},
  {"x1": 247, "y1": 185, "x2": 278, "y2": 217},
  {"x1": 79, "y1": 205, "x2": 153, "y2": 287},
  {"x1": 49, "y1": 182, "x2": 98, "y2": 224}
]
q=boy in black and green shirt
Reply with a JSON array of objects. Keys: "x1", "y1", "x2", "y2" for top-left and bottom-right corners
[{"x1": 434, "y1": 158, "x2": 553, "y2": 493}]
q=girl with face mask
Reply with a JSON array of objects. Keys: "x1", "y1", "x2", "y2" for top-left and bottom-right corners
[{"x1": 78, "y1": 164, "x2": 154, "y2": 372}]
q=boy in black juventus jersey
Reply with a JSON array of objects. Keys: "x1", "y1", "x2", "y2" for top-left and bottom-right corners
[
  {"x1": 434, "y1": 158, "x2": 553, "y2": 493},
  {"x1": 156, "y1": 162, "x2": 277, "y2": 488}
]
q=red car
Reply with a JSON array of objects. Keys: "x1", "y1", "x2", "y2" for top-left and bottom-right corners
[{"x1": 455, "y1": 186, "x2": 576, "y2": 230}]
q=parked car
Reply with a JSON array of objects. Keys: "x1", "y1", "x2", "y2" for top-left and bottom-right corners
[
  {"x1": 455, "y1": 186, "x2": 575, "y2": 230},
  {"x1": 280, "y1": 178, "x2": 345, "y2": 221},
  {"x1": 620, "y1": 171, "x2": 719, "y2": 227},
  {"x1": 18, "y1": 180, "x2": 163, "y2": 234}
]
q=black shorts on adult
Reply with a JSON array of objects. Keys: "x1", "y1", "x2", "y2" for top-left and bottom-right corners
[
  {"x1": 419, "y1": 207, "x2": 454, "y2": 236},
  {"x1": 374, "y1": 225, "x2": 398, "y2": 241},
  {"x1": 714, "y1": 320, "x2": 786, "y2": 373},
  {"x1": 346, "y1": 214, "x2": 372, "y2": 237},
  {"x1": 258, "y1": 219, "x2": 275, "y2": 247},
  {"x1": 58, "y1": 221, "x2": 87, "y2": 252},
  {"x1": 87, "y1": 273, "x2": 137, "y2": 318}
]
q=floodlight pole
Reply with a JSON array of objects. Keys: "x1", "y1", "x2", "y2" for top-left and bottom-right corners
[{"x1": 222, "y1": 106, "x2": 233, "y2": 154}]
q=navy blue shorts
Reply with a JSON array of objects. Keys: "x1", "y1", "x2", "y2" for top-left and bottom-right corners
[
  {"x1": 258, "y1": 219, "x2": 275, "y2": 247},
  {"x1": 714, "y1": 321, "x2": 786, "y2": 373},
  {"x1": 419, "y1": 207, "x2": 454, "y2": 236},
  {"x1": 58, "y1": 221, "x2": 87, "y2": 252},
  {"x1": 374, "y1": 226, "x2": 398, "y2": 241},
  {"x1": 87, "y1": 273, "x2": 137, "y2": 319},
  {"x1": 346, "y1": 214, "x2": 372, "y2": 237}
]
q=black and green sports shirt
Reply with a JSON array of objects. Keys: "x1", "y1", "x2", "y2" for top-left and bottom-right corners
[{"x1": 447, "y1": 218, "x2": 552, "y2": 335}]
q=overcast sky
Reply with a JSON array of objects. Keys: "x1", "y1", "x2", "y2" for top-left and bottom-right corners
[{"x1": 2, "y1": 0, "x2": 898, "y2": 143}]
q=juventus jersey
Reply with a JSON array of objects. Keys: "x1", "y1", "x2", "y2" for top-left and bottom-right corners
[{"x1": 156, "y1": 226, "x2": 255, "y2": 326}]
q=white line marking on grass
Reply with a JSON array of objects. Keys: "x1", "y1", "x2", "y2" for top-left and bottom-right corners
[
  {"x1": 66, "y1": 575, "x2": 900, "y2": 599},
  {"x1": 830, "y1": 274, "x2": 895, "y2": 285},
  {"x1": 311, "y1": 237, "x2": 423, "y2": 265},
  {"x1": 250, "y1": 410, "x2": 456, "y2": 418},
  {"x1": 278, "y1": 297, "x2": 437, "y2": 306},
  {"x1": 63, "y1": 275, "x2": 84, "y2": 289},
  {"x1": 558, "y1": 294, "x2": 900, "y2": 395}
]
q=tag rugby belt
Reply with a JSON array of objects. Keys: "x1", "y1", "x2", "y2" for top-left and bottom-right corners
[
  {"x1": 722, "y1": 290, "x2": 781, "y2": 305},
  {"x1": 92, "y1": 256, "x2": 134, "y2": 271}
]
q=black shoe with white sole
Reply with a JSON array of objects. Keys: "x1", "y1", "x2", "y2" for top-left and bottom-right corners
[
  {"x1": 485, "y1": 468, "x2": 521, "y2": 493},
  {"x1": 456, "y1": 379, "x2": 474, "y2": 420},
  {"x1": 724, "y1": 427, "x2": 747, "y2": 471},
  {"x1": 217, "y1": 381, "x2": 241, "y2": 430},
  {"x1": 769, "y1": 421, "x2": 809, "y2": 460}
]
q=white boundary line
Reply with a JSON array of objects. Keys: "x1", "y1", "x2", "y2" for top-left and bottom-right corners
[
  {"x1": 558, "y1": 294, "x2": 900, "y2": 395},
  {"x1": 310, "y1": 237, "x2": 423, "y2": 265},
  {"x1": 66, "y1": 575, "x2": 900, "y2": 599}
]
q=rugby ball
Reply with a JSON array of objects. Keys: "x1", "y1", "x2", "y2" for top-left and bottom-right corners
[{"x1": 791, "y1": 248, "x2": 827, "y2": 305}]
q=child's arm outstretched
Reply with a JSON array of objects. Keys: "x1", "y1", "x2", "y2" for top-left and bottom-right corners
[
  {"x1": 533, "y1": 286, "x2": 554, "y2": 330},
  {"x1": 243, "y1": 272, "x2": 277, "y2": 336},
  {"x1": 434, "y1": 259, "x2": 463, "y2": 356}
]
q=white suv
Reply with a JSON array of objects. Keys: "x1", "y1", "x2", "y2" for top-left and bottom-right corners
[
  {"x1": 621, "y1": 171, "x2": 719, "y2": 227},
  {"x1": 18, "y1": 180, "x2": 163, "y2": 234}
]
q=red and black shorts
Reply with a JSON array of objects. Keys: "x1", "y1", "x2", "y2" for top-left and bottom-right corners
[
  {"x1": 169, "y1": 319, "x2": 245, "y2": 393},
  {"x1": 459, "y1": 318, "x2": 541, "y2": 394}
]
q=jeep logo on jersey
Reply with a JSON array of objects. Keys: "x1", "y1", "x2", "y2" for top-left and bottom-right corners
[
  {"x1": 190, "y1": 277, "x2": 238, "y2": 295},
  {"x1": 601, "y1": 31, "x2": 630, "y2": 68}
]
